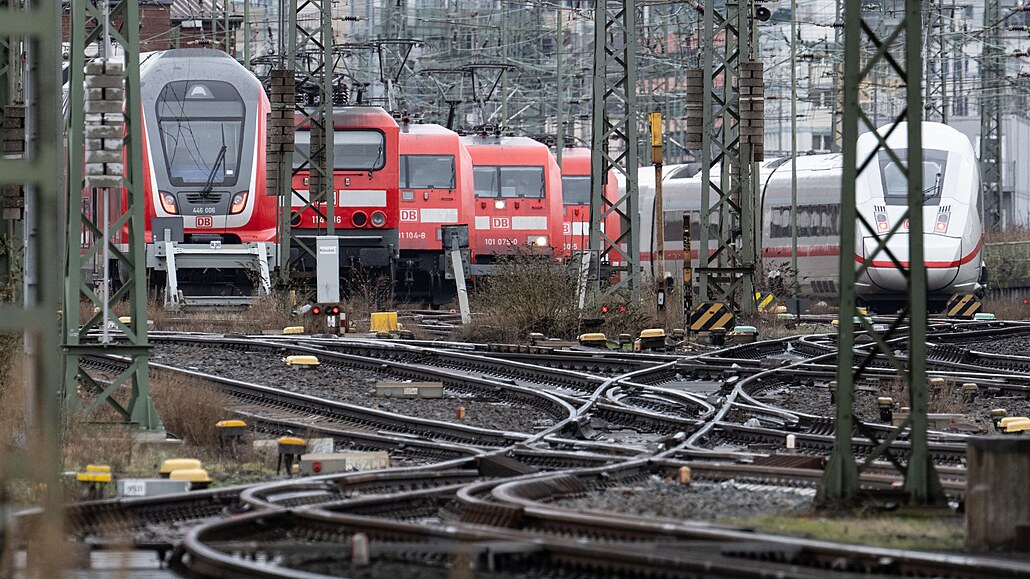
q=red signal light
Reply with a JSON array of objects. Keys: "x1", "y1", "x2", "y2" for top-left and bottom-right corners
[
  {"x1": 1024, "y1": 299, "x2": 1029, "y2": 305},
  {"x1": 330, "y1": 306, "x2": 340, "y2": 315},
  {"x1": 619, "y1": 305, "x2": 627, "y2": 313},
  {"x1": 601, "y1": 305, "x2": 609, "y2": 314},
  {"x1": 312, "y1": 461, "x2": 322, "y2": 473},
  {"x1": 312, "y1": 305, "x2": 322, "y2": 315}
]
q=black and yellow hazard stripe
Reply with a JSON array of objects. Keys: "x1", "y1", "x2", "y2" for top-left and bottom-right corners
[
  {"x1": 944, "y1": 293, "x2": 981, "y2": 319},
  {"x1": 689, "y1": 301, "x2": 736, "y2": 332}
]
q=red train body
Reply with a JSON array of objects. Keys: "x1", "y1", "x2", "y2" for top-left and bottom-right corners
[
  {"x1": 557, "y1": 147, "x2": 620, "y2": 255},
  {"x1": 460, "y1": 134, "x2": 564, "y2": 264},
  {"x1": 396, "y1": 121, "x2": 475, "y2": 303},
  {"x1": 290, "y1": 107, "x2": 400, "y2": 271}
]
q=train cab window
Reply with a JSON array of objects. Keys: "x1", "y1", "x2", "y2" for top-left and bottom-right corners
[
  {"x1": 157, "y1": 80, "x2": 244, "y2": 187},
  {"x1": 561, "y1": 176, "x2": 591, "y2": 205},
  {"x1": 292, "y1": 130, "x2": 386, "y2": 171},
  {"x1": 474, "y1": 166, "x2": 545, "y2": 198},
  {"x1": 879, "y1": 149, "x2": 948, "y2": 206},
  {"x1": 401, "y1": 155, "x2": 456, "y2": 189}
]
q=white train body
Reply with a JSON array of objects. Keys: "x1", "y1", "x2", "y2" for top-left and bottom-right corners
[{"x1": 637, "y1": 122, "x2": 984, "y2": 305}]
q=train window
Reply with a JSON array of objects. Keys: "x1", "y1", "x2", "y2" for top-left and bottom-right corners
[
  {"x1": 335, "y1": 131, "x2": 386, "y2": 171},
  {"x1": 500, "y1": 167, "x2": 545, "y2": 198},
  {"x1": 401, "y1": 155, "x2": 455, "y2": 189},
  {"x1": 473, "y1": 166, "x2": 546, "y2": 198},
  {"x1": 769, "y1": 205, "x2": 840, "y2": 238},
  {"x1": 879, "y1": 149, "x2": 947, "y2": 206},
  {"x1": 157, "y1": 80, "x2": 244, "y2": 187},
  {"x1": 561, "y1": 176, "x2": 590, "y2": 205},
  {"x1": 474, "y1": 167, "x2": 499, "y2": 198},
  {"x1": 292, "y1": 130, "x2": 386, "y2": 171}
]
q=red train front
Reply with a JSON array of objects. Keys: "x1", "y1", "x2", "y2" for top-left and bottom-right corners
[
  {"x1": 460, "y1": 133, "x2": 563, "y2": 265},
  {"x1": 136, "y1": 49, "x2": 277, "y2": 299},
  {"x1": 557, "y1": 147, "x2": 620, "y2": 256},
  {"x1": 290, "y1": 107, "x2": 400, "y2": 274},
  {"x1": 396, "y1": 120, "x2": 475, "y2": 304}
]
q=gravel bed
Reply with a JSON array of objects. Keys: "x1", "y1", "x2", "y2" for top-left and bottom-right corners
[
  {"x1": 747, "y1": 381, "x2": 1029, "y2": 432},
  {"x1": 153, "y1": 343, "x2": 556, "y2": 433},
  {"x1": 301, "y1": 561, "x2": 532, "y2": 578},
  {"x1": 553, "y1": 476, "x2": 811, "y2": 521}
]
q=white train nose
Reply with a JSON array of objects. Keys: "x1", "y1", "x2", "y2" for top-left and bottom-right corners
[{"x1": 858, "y1": 235, "x2": 962, "y2": 293}]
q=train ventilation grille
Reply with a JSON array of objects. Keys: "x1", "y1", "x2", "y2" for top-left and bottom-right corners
[
  {"x1": 185, "y1": 192, "x2": 225, "y2": 205},
  {"x1": 874, "y1": 205, "x2": 886, "y2": 213},
  {"x1": 939, "y1": 205, "x2": 951, "y2": 213}
]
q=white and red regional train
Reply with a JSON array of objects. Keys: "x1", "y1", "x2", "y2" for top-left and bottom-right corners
[{"x1": 638, "y1": 122, "x2": 984, "y2": 306}]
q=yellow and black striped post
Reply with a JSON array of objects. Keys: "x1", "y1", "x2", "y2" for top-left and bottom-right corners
[
  {"x1": 689, "y1": 302, "x2": 736, "y2": 333},
  {"x1": 944, "y1": 294, "x2": 981, "y2": 319}
]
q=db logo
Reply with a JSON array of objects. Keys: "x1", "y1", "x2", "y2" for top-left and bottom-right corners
[
  {"x1": 400, "y1": 209, "x2": 419, "y2": 222},
  {"x1": 196, "y1": 216, "x2": 213, "y2": 228},
  {"x1": 492, "y1": 217, "x2": 511, "y2": 229},
  {"x1": 563, "y1": 222, "x2": 572, "y2": 235}
]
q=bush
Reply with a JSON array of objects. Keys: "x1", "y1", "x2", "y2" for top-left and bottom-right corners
[{"x1": 458, "y1": 249, "x2": 582, "y2": 341}]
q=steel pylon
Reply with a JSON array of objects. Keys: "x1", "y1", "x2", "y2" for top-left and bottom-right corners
[
  {"x1": 589, "y1": 0, "x2": 640, "y2": 297},
  {"x1": 980, "y1": 0, "x2": 1003, "y2": 228},
  {"x1": 696, "y1": 0, "x2": 762, "y2": 315},
  {"x1": 0, "y1": 0, "x2": 67, "y2": 570},
  {"x1": 64, "y1": 0, "x2": 161, "y2": 431},
  {"x1": 277, "y1": 0, "x2": 335, "y2": 279},
  {"x1": 818, "y1": 0, "x2": 944, "y2": 507}
]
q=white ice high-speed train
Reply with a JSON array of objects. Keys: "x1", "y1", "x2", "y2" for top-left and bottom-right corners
[{"x1": 638, "y1": 122, "x2": 985, "y2": 306}]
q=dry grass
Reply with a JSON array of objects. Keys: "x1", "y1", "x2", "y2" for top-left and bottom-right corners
[
  {"x1": 726, "y1": 514, "x2": 964, "y2": 550},
  {"x1": 149, "y1": 373, "x2": 234, "y2": 448},
  {"x1": 456, "y1": 250, "x2": 583, "y2": 342},
  {"x1": 982, "y1": 297, "x2": 1030, "y2": 321},
  {"x1": 147, "y1": 291, "x2": 296, "y2": 333},
  {"x1": 879, "y1": 377, "x2": 968, "y2": 414}
]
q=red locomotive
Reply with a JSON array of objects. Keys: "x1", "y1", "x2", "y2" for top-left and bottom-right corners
[
  {"x1": 460, "y1": 132, "x2": 564, "y2": 266},
  {"x1": 396, "y1": 120, "x2": 475, "y2": 304},
  {"x1": 557, "y1": 147, "x2": 620, "y2": 256},
  {"x1": 290, "y1": 107, "x2": 400, "y2": 275}
]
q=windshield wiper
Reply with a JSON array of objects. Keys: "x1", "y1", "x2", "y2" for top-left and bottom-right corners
[
  {"x1": 200, "y1": 126, "x2": 227, "y2": 199},
  {"x1": 923, "y1": 171, "x2": 942, "y2": 201}
]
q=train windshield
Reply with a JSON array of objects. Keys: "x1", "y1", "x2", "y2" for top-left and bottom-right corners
[
  {"x1": 561, "y1": 176, "x2": 590, "y2": 205},
  {"x1": 878, "y1": 149, "x2": 948, "y2": 206},
  {"x1": 157, "y1": 81, "x2": 244, "y2": 187},
  {"x1": 293, "y1": 130, "x2": 386, "y2": 171},
  {"x1": 400, "y1": 155, "x2": 455, "y2": 189},
  {"x1": 473, "y1": 166, "x2": 545, "y2": 198}
]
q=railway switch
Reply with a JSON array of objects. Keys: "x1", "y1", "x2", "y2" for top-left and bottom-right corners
[
  {"x1": 76, "y1": 465, "x2": 112, "y2": 500},
  {"x1": 277, "y1": 437, "x2": 308, "y2": 476},
  {"x1": 284, "y1": 355, "x2": 320, "y2": 368},
  {"x1": 963, "y1": 383, "x2": 979, "y2": 402},
  {"x1": 992, "y1": 409, "x2": 1008, "y2": 431},
  {"x1": 216, "y1": 419, "x2": 247, "y2": 454},
  {"x1": 159, "y1": 458, "x2": 202, "y2": 478},
  {"x1": 169, "y1": 468, "x2": 212, "y2": 490},
  {"x1": 877, "y1": 397, "x2": 894, "y2": 423}
]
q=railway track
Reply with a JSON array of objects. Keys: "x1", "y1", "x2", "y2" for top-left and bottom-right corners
[{"x1": 45, "y1": 323, "x2": 1030, "y2": 577}]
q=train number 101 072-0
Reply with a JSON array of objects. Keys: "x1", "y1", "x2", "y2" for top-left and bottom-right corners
[{"x1": 484, "y1": 237, "x2": 518, "y2": 246}]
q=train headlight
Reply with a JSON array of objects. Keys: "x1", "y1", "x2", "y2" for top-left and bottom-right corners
[
  {"x1": 874, "y1": 212, "x2": 888, "y2": 232},
  {"x1": 230, "y1": 191, "x2": 248, "y2": 215},
  {"x1": 494, "y1": 200, "x2": 506, "y2": 210},
  {"x1": 159, "y1": 191, "x2": 178, "y2": 215},
  {"x1": 935, "y1": 212, "x2": 950, "y2": 233},
  {"x1": 533, "y1": 236, "x2": 549, "y2": 247},
  {"x1": 352, "y1": 211, "x2": 368, "y2": 227},
  {"x1": 370, "y1": 211, "x2": 387, "y2": 227}
]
